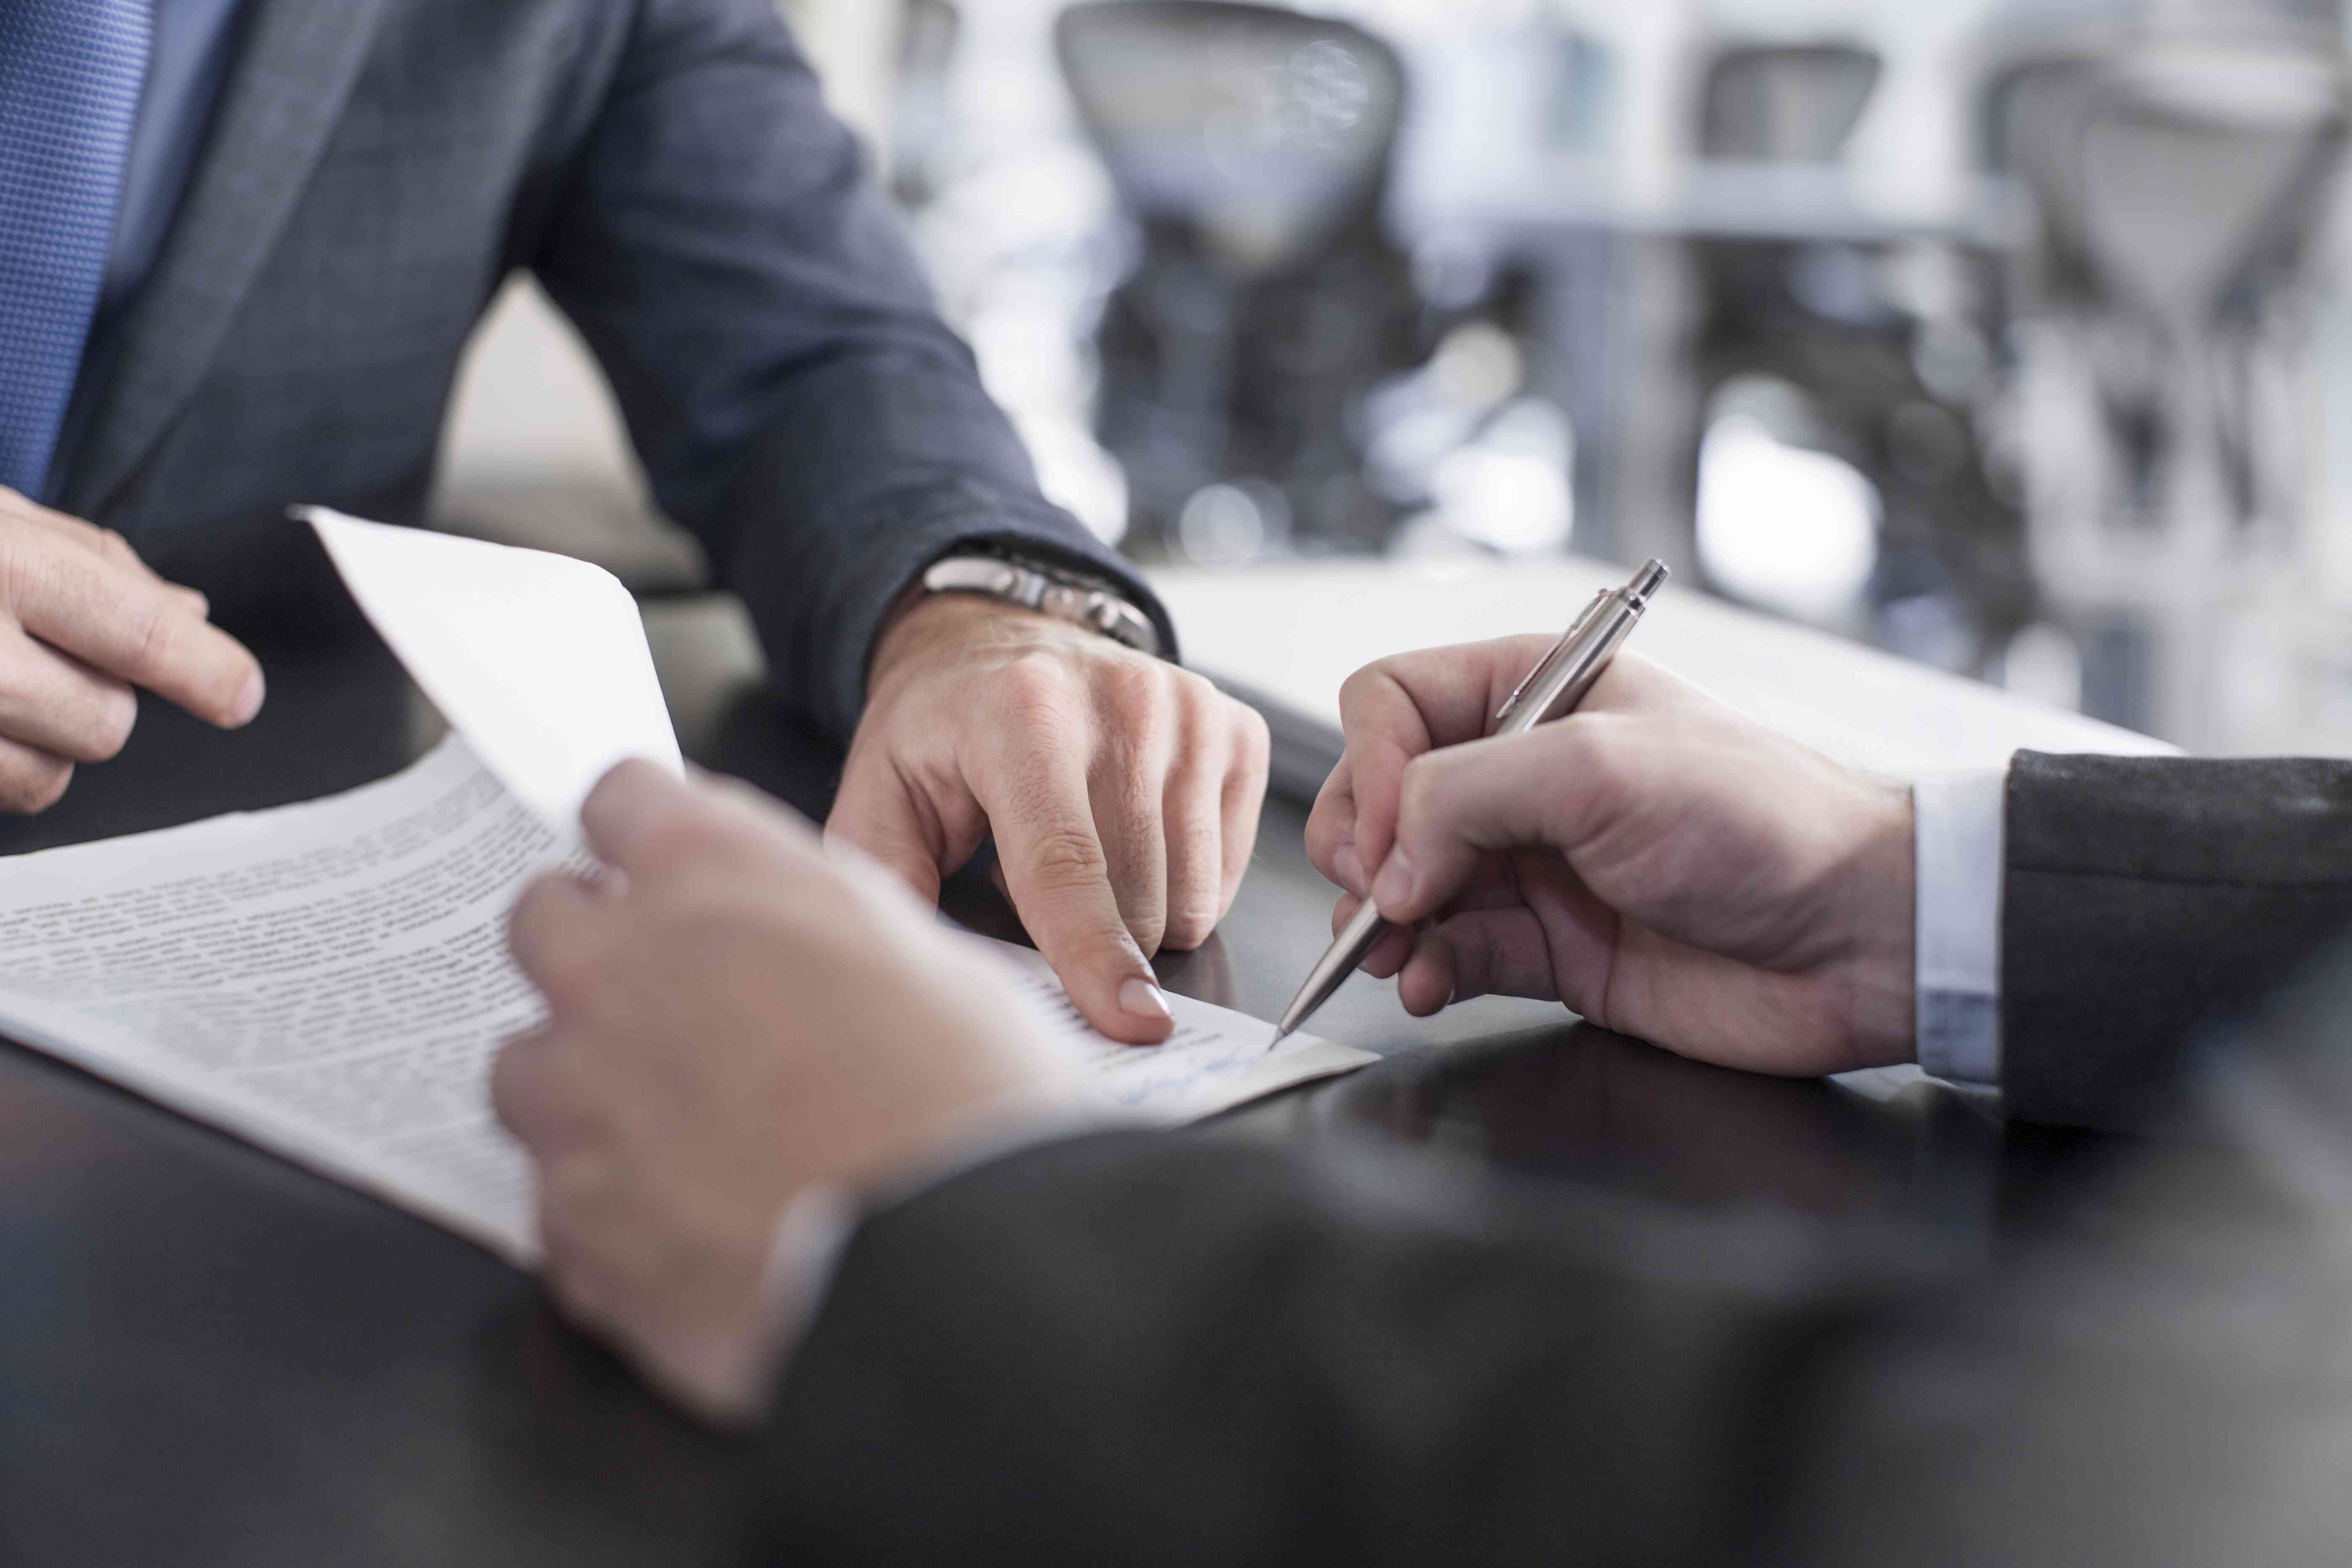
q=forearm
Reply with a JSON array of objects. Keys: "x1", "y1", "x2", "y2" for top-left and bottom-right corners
[
  {"x1": 712, "y1": 357, "x2": 1168, "y2": 742},
  {"x1": 748, "y1": 1133, "x2": 1862, "y2": 1566},
  {"x1": 534, "y1": 0, "x2": 1166, "y2": 743}
]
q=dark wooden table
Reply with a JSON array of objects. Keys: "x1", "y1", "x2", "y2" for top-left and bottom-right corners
[{"x1": 0, "y1": 591, "x2": 2087, "y2": 1567}]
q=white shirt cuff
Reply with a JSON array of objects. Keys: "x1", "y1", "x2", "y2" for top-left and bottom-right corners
[{"x1": 1913, "y1": 767, "x2": 2006, "y2": 1087}]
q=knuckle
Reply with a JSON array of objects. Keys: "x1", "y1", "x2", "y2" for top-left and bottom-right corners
[
  {"x1": 488, "y1": 1046, "x2": 542, "y2": 1138},
  {"x1": 1307, "y1": 759, "x2": 1354, "y2": 826},
  {"x1": 633, "y1": 808, "x2": 735, "y2": 876},
  {"x1": 542, "y1": 1249, "x2": 609, "y2": 1326},
  {"x1": 1175, "y1": 665, "x2": 1222, "y2": 706},
  {"x1": 1233, "y1": 700, "x2": 1272, "y2": 762},
  {"x1": 1104, "y1": 656, "x2": 1163, "y2": 714},
  {"x1": 1303, "y1": 812, "x2": 1341, "y2": 869},
  {"x1": 77, "y1": 684, "x2": 136, "y2": 762},
  {"x1": 509, "y1": 895, "x2": 602, "y2": 1007},
  {"x1": 1021, "y1": 824, "x2": 1108, "y2": 893},
  {"x1": 1163, "y1": 896, "x2": 1219, "y2": 951},
  {"x1": 530, "y1": 938, "x2": 604, "y2": 1013},
  {"x1": 0, "y1": 753, "x2": 72, "y2": 814},
  {"x1": 121, "y1": 603, "x2": 180, "y2": 683},
  {"x1": 998, "y1": 651, "x2": 1073, "y2": 712},
  {"x1": 546, "y1": 1154, "x2": 618, "y2": 1215},
  {"x1": 1394, "y1": 752, "x2": 1447, "y2": 839},
  {"x1": 1128, "y1": 910, "x2": 1167, "y2": 958},
  {"x1": 0, "y1": 536, "x2": 44, "y2": 622}
]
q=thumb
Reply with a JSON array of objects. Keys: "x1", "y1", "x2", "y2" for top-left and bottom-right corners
[
  {"x1": 824, "y1": 751, "x2": 949, "y2": 906},
  {"x1": 1374, "y1": 724, "x2": 1611, "y2": 925}
]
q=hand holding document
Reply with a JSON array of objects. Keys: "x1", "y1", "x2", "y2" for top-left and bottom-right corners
[{"x1": 0, "y1": 515, "x2": 1368, "y2": 1263}]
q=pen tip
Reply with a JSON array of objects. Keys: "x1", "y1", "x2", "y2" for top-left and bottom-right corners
[{"x1": 1266, "y1": 1024, "x2": 1290, "y2": 1053}]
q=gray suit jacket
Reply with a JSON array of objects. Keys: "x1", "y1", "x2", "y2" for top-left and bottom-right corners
[
  {"x1": 2002, "y1": 752, "x2": 2352, "y2": 1128},
  {"x1": 54, "y1": 0, "x2": 1167, "y2": 743}
]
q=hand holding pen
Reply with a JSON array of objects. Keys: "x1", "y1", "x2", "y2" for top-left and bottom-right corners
[
  {"x1": 1291, "y1": 572, "x2": 1920, "y2": 1077},
  {"x1": 1273, "y1": 562, "x2": 1669, "y2": 1045}
]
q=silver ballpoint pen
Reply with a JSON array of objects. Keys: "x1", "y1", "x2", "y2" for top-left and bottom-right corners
[{"x1": 1269, "y1": 559, "x2": 1670, "y2": 1049}]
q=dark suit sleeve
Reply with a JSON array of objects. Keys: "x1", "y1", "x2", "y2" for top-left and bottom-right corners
[
  {"x1": 530, "y1": 0, "x2": 1171, "y2": 743},
  {"x1": 740, "y1": 1122, "x2": 2325, "y2": 1567},
  {"x1": 743, "y1": 1132, "x2": 1872, "y2": 1567},
  {"x1": 2002, "y1": 752, "x2": 2352, "y2": 1129}
]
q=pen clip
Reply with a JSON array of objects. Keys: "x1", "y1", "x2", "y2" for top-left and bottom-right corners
[{"x1": 1496, "y1": 590, "x2": 1610, "y2": 729}]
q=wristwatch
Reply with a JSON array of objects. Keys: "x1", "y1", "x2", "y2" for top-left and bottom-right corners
[{"x1": 919, "y1": 550, "x2": 1164, "y2": 658}]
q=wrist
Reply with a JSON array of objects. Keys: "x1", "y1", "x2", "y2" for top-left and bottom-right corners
[
  {"x1": 868, "y1": 589, "x2": 1068, "y2": 699},
  {"x1": 868, "y1": 548, "x2": 1164, "y2": 700},
  {"x1": 1834, "y1": 776, "x2": 1919, "y2": 1069}
]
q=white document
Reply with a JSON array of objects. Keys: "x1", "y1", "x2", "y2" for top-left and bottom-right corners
[
  {"x1": 0, "y1": 737, "x2": 557, "y2": 1261},
  {"x1": 299, "y1": 507, "x2": 682, "y2": 832},
  {"x1": 975, "y1": 940, "x2": 1372, "y2": 1124},
  {"x1": 0, "y1": 754, "x2": 1370, "y2": 1264}
]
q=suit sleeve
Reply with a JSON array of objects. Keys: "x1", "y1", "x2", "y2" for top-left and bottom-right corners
[
  {"x1": 2002, "y1": 751, "x2": 2352, "y2": 1129},
  {"x1": 741, "y1": 1131, "x2": 1873, "y2": 1568},
  {"x1": 530, "y1": 0, "x2": 1172, "y2": 743}
]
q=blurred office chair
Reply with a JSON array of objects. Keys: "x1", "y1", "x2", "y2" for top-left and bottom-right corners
[
  {"x1": 1701, "y1": 43, "x2": 1882, "y2": 164},
  {"x1": 1058, "y1": 0, "x2": 1421, "y2": 559},
  {"x1": 1682, "y1": 42, "x2": 2034, "y2": 673},
  {"x1": 1983, "y1": 37, "x2": 2347, "y2": 738}
]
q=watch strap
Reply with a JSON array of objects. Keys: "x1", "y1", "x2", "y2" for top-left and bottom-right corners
[{"x1": 920, "y1": 551, "x2": 1163, "y2": 658}]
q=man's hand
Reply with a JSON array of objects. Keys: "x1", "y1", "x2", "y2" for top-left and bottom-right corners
[
  {"x1": 828, "y1": 593, "x2": 1270, "y2": 1044},
  {"x1": 1305, "y1": 643, "x2": 1915, "y2": 1078},
  {"x1": 494, "y1": 761, "x2": 1081, "y2": 1426},
  {"x1": 0, "y1": 489, "x2": 264, "y2": 810}
]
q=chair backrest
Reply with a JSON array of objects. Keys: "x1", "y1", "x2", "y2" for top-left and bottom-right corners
[
  {"x1": 1056, "y1": 0, "x2": 1407, "y2": 278},
  {"x1": 1990, "y1": 45, "x2": 2347, "y2": 322},
  {"x1": 1700, "y1": 43, "x2": 1883, "y2": 163}
]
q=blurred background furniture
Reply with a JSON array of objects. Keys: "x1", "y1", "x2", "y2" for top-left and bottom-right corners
[
  {"x1": 1683, "y1": 39, "x2": 2037, "y2": 680},
  {"x1": 1058, "y1": 0, "x2": 1422, "y2": 559},
  {"x1": 425, "y1": 0, "x2": 2352, "y2": 762},
  {"x1": 1980, "y1": 9, "x2": 2350, "y2": 741}
]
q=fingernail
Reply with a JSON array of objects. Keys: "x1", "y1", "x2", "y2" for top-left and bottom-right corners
[
  {"x1": 1334, "y1": 842, "x2": 1365, "y2": 896},
  {"x1": 1119, "y1": 977, "x2": 1174, "y2": 1024},
  {"x1": 1372, "y1": 850, "x2": 1417, "y2": 914},
  {"x1": 229, "y1": 669, "x2": 265, "y2": 727}
]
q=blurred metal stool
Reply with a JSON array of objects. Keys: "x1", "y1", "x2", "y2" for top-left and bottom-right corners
[{"x1": 1057, "y1": 0, "x2": 1419, "y2": 559}]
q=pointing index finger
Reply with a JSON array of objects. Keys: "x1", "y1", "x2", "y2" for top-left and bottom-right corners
[{"x1": 979, "y1": 735, "x2": 1173, "y2": 1045}]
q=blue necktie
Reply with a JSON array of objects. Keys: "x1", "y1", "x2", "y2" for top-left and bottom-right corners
[{"x1": 0, "y1": 0, "x2": 152, "y2": 500}]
